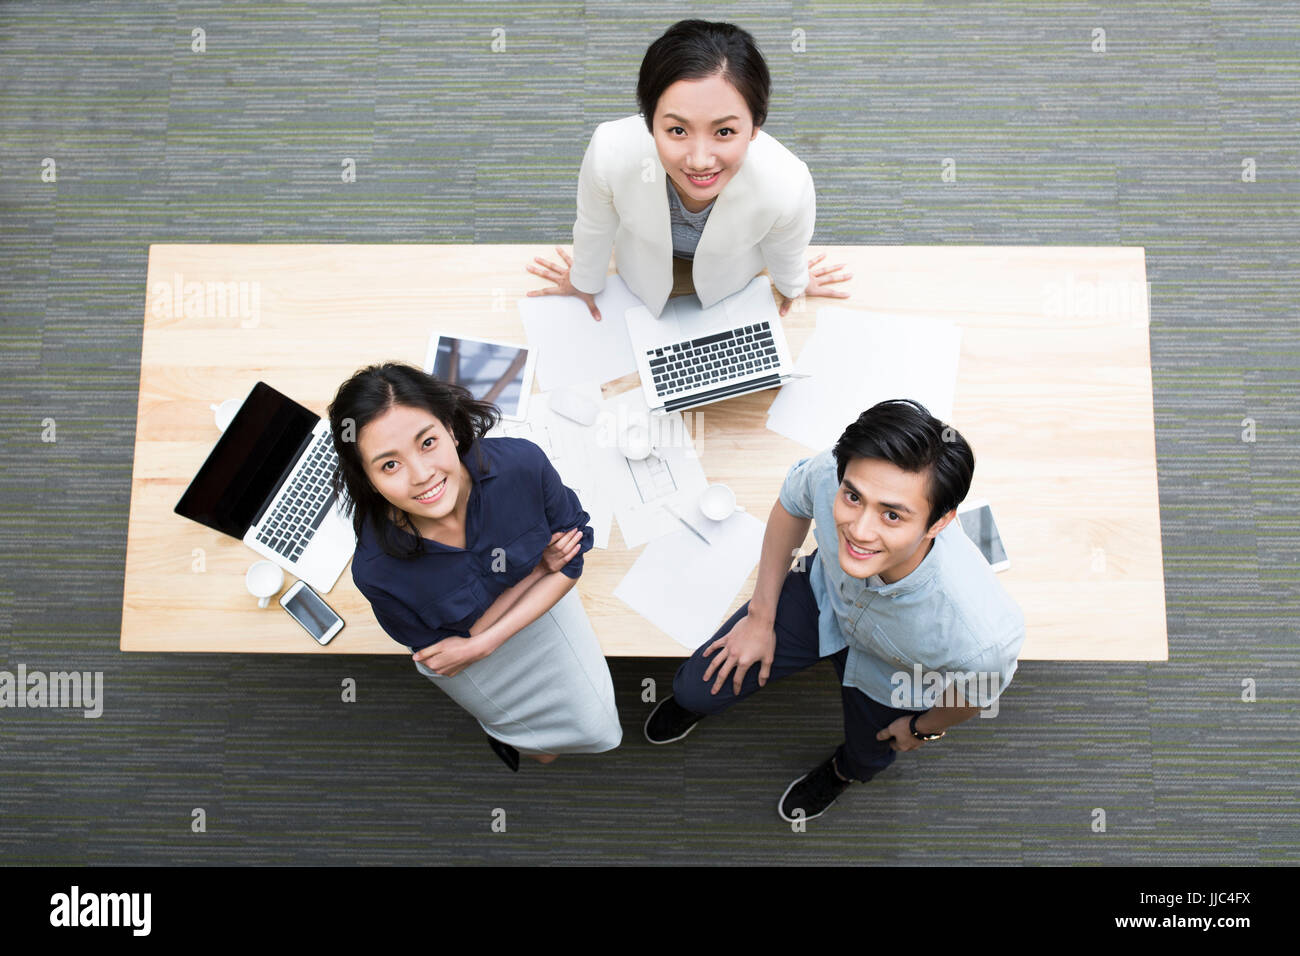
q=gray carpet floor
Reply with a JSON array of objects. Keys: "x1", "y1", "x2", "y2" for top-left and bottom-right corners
[{"x1": 0, "y1": 1, "x2": 1296, "y2": 864}]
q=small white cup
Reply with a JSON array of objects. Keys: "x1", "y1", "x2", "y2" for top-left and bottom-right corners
[
  {"x1": 245, "y1": 560, "x2": 284, "y2": 608},
  {"x1": 699, "y1": 483, "x2": 746, "y2": 521},
  {"x1": 211, "y1": 398, "x2": 244, "y2": 432},
  {"x1": 617, "y1": 419, "x2": 656, "y2": 461}
]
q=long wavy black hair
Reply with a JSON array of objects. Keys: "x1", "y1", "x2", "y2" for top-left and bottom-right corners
[{"x1": 327, "y1": 362, "x2": 501, "y2": 560}]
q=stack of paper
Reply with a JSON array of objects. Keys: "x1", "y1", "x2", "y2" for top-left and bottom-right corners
[
  {"x1": 766, "y1": 307, "x2": 963, "y2": 451},
  {"x1": 518, "y1": 274, "x2": 642, "y2": 392},
  {"x1": 613, "y1": 509, "x2": 766, "y2": 650},
  {"x1": 487, "y1": 382, "x2": 613, "y2": 549},
  {"x1": 486, "y1": 382, "x2": 713, "y2": 552},
  {"x1": 591, "y1": 388, "x2": 710, "y2": 549}
]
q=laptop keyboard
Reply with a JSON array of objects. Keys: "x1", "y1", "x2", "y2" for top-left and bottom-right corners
[
  {"x1": 648, "y1": 323, "x2": 779, "y2": 398},
  {"x1": 255, "y1": 430, "x2": 340, "y2": 562}
]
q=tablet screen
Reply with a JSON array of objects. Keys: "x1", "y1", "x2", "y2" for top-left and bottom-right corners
[{"x1": 428, "y1": 334, "x2": 533, "y2": 420}]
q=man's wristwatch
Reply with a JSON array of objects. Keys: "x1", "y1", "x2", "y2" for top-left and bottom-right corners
[{"x1": 909, "y1": 712, "x2": 945, "y2": 741}]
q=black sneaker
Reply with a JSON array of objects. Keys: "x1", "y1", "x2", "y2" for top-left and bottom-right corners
[
  {"x1": 778, "y1": 754, "x2": 853, "y2": 822},
  {"x1": 643, "y1": 694, "x2": 704, "y2": 745}
]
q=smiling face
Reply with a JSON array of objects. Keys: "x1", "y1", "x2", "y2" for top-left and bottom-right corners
[
  {"x1": 832, "y1": 457, "x2": 956, "y2": 584},
  {"x1": 356, "y1": 403, "x2": 469, "y2": 534},
  {"x1": 652, "y1": 72, "x2": 758, "y2": 213}
]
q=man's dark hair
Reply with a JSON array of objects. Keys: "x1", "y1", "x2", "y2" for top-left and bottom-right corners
[
  {"x1": 637, "y1": 20, "x2": 771, "y2": 134},
  {"x1": 327, "y1": 362, "x2": 500, "y2": 560},
  {"x1": 832, "y1": 399, "x2": 975, "y2": 529}
]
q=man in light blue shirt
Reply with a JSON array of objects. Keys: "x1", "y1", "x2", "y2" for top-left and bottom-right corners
[{"x1": 645, "y1": 399, "x2": 1025, "y2": 821}]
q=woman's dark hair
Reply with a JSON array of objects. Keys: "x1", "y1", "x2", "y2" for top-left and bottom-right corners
[
  {"x1": 832, "y1": 400, "x2": 976, "y2": 529},
  {"x1": 327, "y1": 362, "x2": 500, "y2": 560},
  {"x1": 637, "y1": 20, "x2": 771, "y2": 133}
]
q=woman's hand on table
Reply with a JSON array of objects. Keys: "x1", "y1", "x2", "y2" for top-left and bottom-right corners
[
  {"x1": 777, "y1": 252, "x2": 852, "y2": 316},
  {"x1": 525, "y1": 246, "x2": 602, "y2": 321},
  {"x1": 537, "y1": 529, "x2": 583, "y2": 574},
  {"x1": 412, "y1": 636, "x2": 486, "y2": 678}
]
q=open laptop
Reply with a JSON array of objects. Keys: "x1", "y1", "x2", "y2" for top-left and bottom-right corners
[
  {"x1": 625, "y1": 275, "x2": 802, "y2": 414},
  {"x1": 174, "y1": 381, "x2": 357, "y2": 593}
]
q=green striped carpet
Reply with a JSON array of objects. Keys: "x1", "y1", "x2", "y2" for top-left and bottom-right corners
[{"x1": 0, "y1": 1, "x2": 1295, "y2": 864}]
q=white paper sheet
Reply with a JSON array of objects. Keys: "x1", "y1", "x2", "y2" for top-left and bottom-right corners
[
  {"x1": 487, "y1": 383, "x2": 613, "y2": 550},
  {"x1": 613, "y1": 509, "x2": 766, "y2": 650},
  {"x1": 593, "y1": 387, "x2": 710, "y2": 549},
  {"x1": 519, "y1": 274, "x2": 643, "y2": 391},
  {"x1": 766, "y1": 307, "x2": 963, "y2": 451}
]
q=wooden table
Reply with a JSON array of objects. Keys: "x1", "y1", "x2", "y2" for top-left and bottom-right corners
[{"x1": 121, "y1": 244, "x2": 1166, "y2": 660}]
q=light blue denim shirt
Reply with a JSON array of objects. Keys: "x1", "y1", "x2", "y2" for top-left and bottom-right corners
[{"x1": 778, "y1": 449, "x2": 1026, "y2": 708}]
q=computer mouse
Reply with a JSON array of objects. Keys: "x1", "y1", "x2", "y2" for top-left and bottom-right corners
[{"x1": 549, "y1": 387, "x2": 600, "y2": 427}]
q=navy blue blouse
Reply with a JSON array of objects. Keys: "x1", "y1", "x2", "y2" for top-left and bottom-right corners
[{"x1": 351, "y1": 436, "x2": 594, "y2": 651}]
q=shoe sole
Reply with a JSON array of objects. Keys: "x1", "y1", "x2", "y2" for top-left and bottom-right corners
[
  {"x1": 642, "y1": 698, "x2": 701, "y2": 745},
  {"x1": 777, "y1": 772, "x2": 837, "y2": 823}
]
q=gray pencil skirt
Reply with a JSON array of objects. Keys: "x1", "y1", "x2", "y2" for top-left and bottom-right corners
[{"x1": 413, "y1": 588, "x2": 622, "y2": 754}]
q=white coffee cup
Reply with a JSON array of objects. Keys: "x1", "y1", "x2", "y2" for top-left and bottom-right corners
[
  {"x1": 699, "y1": 483, "x2": 745, "y2": 521},
  {"x1": 211, "y1": 398, "x2": 244, "y2": 432},
  {"x1": 245, "y1": 560, "x2": 284, "y2": 608},
  {"x1": 617, "y1": 419, "x2": 656, "y2": 461}
]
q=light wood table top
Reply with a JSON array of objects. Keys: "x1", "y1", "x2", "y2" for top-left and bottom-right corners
[{"x1": 121, "y1": 244, "x2": 1166, "y2": 660}]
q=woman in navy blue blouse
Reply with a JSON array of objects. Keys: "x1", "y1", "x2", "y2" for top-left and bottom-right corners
[{"x1": 327, "y1": 362, "x2": 622, "y2": 770}]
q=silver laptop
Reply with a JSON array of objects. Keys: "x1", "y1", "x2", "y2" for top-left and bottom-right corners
[
  {"x1": 174, "y1": 381, "x2": 357, "y2": 593},
  {"x1": 625, "y1": 275, "x2": 802, "y2": 414}
]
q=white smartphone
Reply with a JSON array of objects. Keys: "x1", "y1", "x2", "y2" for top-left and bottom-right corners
[
  {"x1": 279, "y1": 579, "x2": 345, "y2": 645},
  {"x1": 956, "y1": 498, "x2": 1010, "y2": 572}
]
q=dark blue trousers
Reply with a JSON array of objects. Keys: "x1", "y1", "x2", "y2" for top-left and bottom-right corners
[{"x1": 671, "y1": 557, "x2": 921, "y2": 782}]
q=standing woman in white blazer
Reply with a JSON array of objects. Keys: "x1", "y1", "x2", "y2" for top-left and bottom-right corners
[{"x1": 526, "y1": 19, "x2": 850, "y2": 320}]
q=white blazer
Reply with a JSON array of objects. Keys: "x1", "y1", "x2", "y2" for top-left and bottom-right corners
[{"x1": 569, "y1": 114, "x2": 816, "y2": 318}]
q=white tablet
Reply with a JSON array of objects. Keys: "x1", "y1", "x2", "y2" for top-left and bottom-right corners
[{"x1": 424, "y1": 333, "x2": 536, "y2": 422}]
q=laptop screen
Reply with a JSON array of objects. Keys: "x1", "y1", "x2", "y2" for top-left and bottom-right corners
[{"x1": 174, "y1": 381, "x2": 318, "y2": 539}]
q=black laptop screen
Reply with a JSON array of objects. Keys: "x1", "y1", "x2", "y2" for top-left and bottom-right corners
[{"x1": 174, "y1": 382, "x2": 318, "y2": 540}]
